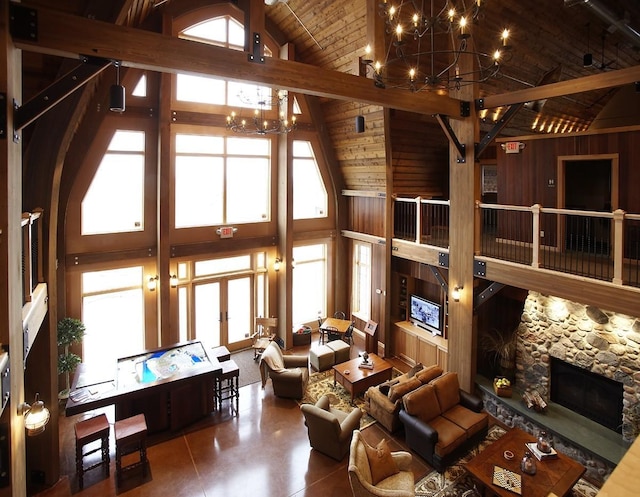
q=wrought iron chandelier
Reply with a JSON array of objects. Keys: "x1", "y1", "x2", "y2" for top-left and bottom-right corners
[
  {"x1": 361, "y1": 0, "x2": 513, "y2": 93},
  {"x1": 226, "y1": 87, "x2": 297, "y2": 135}
]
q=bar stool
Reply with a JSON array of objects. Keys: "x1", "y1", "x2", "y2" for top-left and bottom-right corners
[
  {"x1": 115, "y1": 413, "x2": 148, "y2": 487},
  {"x1": 75, "y1": 414, "x2": 110, "y2": 490},
  {"x1": 215, "y1": 359, "x2": 240, "y2": 415}
]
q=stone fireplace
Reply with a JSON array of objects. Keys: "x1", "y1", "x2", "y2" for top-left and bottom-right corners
[{"x1": 515, "y1": 291, "x2": 640, "y2": 443}]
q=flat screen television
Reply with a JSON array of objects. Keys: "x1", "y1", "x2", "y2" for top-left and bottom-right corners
[{"x1": 409, "y1": 294, "x2": 442, "y2": 335}]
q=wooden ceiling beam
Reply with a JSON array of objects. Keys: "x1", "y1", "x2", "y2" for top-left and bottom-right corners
[
  {"x1": 481, "y1": 65, "x2": 640, "y2": 109},
  {"x1": 12, "y1": 3, "x2": 461, "y2": 117}
]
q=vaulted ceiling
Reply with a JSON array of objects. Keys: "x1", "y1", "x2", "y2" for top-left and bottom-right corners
[{"x1": 20, "y1": 0, "x2": 640, "y2": 139}]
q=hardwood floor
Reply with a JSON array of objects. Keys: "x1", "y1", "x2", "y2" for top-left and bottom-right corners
[{"x1": 33, "y1": 335, "x2": 432, "y2": 497}]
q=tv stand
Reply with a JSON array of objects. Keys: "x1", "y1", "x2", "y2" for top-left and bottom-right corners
[{"x1": 393, "y1": 321, "x2": 448, "y2": 371}]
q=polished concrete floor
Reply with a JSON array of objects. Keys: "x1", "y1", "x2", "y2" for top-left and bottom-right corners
[{"x1": 35, "y1": 336, "x2": 433, "y2": 497}]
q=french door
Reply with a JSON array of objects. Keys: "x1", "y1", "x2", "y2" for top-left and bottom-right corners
[{"x1": 194, "y1": 275, "x2": 253, "y2": 351}]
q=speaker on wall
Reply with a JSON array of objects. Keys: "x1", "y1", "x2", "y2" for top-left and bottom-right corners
[{"x1": 355, "y1": 114, "x2": 365, "y2": 133}]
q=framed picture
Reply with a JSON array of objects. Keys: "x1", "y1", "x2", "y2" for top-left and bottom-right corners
[{"x1": 364, "y1": 320, "x2": 378, "y2": 336}]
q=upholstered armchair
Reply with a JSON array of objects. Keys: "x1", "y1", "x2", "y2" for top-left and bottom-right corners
[
  {"x1": 300, "y1": 395, "x2": 362, "y2": 460},
  {"x1": 259, "y1": 341, "x2": 309, "y2": 399},
  {"x1": 348, "y1": 430, "x2": 415, "y2": 497}
]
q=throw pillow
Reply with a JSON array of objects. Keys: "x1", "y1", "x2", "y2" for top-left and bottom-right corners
[
  {"x1": 363, "y1": 438, "x2": 399, "y2": 485},
  {"x1": 378, "y1": 378, "x2": 400, "y2": 396},
  {"x1": 388, "y1": 377, "x2": 421, "y2": 403},
  {"x1": 406, "y1": 362, "x2": 424, "y2": 378},
  {"x1": 415, "y1": 365, "x2": 443, "y2": 384}
]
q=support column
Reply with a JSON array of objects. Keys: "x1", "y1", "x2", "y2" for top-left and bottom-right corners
[
  {"x1": 0, "y1": 2, "x2": 27, "y2": 495},
  {"x1": 447, "y1": 58, "x2": 479, "y2": 394}
]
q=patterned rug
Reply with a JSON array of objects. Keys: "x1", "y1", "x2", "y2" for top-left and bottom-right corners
[
  {"x1": 299, "y1": 370, "x2": 379, "y2": 429},
  {"x1": 414, "y1": 426, "x2": 601, "y2": 497}
]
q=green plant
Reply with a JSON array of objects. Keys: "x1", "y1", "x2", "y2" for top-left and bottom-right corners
[{"x1": 57, "y1": 317, "x2": 86, "y2": 399}]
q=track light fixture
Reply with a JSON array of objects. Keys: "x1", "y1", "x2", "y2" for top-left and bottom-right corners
[{"x1": 109, "y1": 61, "x2": 126, "y2": 113}]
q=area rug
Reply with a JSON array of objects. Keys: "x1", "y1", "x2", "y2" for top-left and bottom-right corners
[
  {"x1": 414, "y1": 425, "x2": 600, "y2": 497},
  {"x1": 230, "y1": 348, "x2": 263, "y2": 388},
  {"x1": 299, "y1": 370, "x2": 378, "y2": 429}
]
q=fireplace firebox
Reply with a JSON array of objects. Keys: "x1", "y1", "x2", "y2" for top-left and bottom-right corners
[{"x1": 550, "y1": 358, "x2": 623, "y2": 433}]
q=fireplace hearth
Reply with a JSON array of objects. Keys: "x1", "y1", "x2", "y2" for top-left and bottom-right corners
[{"x1": 550, "y1": 358, "x2": 623, "y2": 433}]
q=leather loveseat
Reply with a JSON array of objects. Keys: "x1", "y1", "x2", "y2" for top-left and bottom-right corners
[
  {"x1": 398, "y1": 371, "x2": 488, "y2": 472},
  {"x1": 364, "y1": 364, "x2": 443, "y2": 432}
]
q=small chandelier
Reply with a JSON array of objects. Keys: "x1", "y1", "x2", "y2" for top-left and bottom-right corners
[
  {"x1": 361, "y1": 0, "x2": 513, "y2": 93},
  {"x1": 227, "y1": 88, "x2": 297, "y2": 135}
]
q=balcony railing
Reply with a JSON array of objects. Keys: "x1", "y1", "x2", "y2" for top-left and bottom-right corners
[
  {"x1": 21, "y1": 209, "x2": 44, "y2": 306},
  {"x1": 392, "y1": 197, "x2": 640, "y2": 288}
]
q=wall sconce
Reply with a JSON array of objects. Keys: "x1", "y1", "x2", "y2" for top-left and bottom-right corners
[
  {"x1": 452, "y1": 286, "x2": 462, "y2": 302},
  {"x1": 273, "y1": 258, "x2": 281, "y2": 272},
  {"x1": 18, "y1": 393, "x2": 50, "y2": 436},
  {"x1": 147, "y1": 275, "x2": 158, "y2": 291},
  {"x1": 169, "y1": 274, "x2": 178, "y2": 288},
  {"x1": 109, "y1": 61, "x2": 126, "y2": 113}
]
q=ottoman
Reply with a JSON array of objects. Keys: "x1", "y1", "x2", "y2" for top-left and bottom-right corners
[
  {"x1": 327, "y1": 340, "x2": 351, "y2": 364},
  {"x1": 309, "y1": 345, "x2": 334, "y2": 372}
]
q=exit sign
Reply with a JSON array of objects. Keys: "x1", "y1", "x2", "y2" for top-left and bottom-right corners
[
  {"x1": 505, "y1": 141, "x2": 523, "y2": 154},
  {"x1": 218, "y1": 226, "x2": 234, "y2": 238}
]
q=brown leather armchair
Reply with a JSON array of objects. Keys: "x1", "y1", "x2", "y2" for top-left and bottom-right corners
[
  {"x1": 300, "y1": 395, "x2": 362, "y2": 460},
  {"x1": 259, "y1": 341, "x2": 309, "y2": 399}
]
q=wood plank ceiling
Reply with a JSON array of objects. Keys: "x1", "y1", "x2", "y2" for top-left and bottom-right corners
[{"x1": 17, "y1": 0, "x2": 640, "y2": 195}]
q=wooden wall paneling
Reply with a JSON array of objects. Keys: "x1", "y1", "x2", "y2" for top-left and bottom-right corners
[
  {"x1": 390, "y1": 110, "x2": 449, "y2": 197},
  {"x1": 417, "y1": 338, "x2": 438, "y2": 367},
  {"x1": 497, "y1": 129, "x2": 640, "y2": 215}
]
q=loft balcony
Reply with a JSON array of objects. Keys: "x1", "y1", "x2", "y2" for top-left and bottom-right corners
[{"x1": 391, "y1": 197, "x2": 640, "y2": 316}]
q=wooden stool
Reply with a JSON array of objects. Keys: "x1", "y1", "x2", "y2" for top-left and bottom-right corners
[
  {"x1": 114, "y1": 413, "x2": 148, "y2": 486},
  {"x1": 210, "y1": 345, "x2": 231, "y2": 362},
  {"x1": 75, "y1": 414, "x2": 110, "y2": 490},
  {"x1": 215, "y1": 359, "x2": 239, "y2": 415}
]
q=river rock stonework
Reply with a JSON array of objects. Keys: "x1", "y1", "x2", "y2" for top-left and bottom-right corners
[{"x1": 515, "y1": 291, "x2": 640, "y2": 444}]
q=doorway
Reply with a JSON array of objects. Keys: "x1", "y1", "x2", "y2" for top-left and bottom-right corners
[
  {"x1": 193, "y1": 276, "x2": 253, "y2": 351},
  {"x1": 558, "y1": 154, "x2": 618, "y2": 255}
]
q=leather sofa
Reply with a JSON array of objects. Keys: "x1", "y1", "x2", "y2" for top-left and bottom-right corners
[
  {"x1": 398, "y1": 371, "x2": 488, "y2": 472},
  {"x1": 300, "y1": 394, "x2": 362, "y2": 460},
  {"x1": 259, "y1": 341, "x2": 309, "y2": 399},
  {"x1": 364, "y1": 364, "x2": 443, "y2": 432}
]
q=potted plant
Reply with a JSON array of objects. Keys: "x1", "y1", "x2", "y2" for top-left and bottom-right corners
[
  {"x1": 57, "y1": 317, "x2": 86, "y2": 400},
  {"x1": 480, "y1": 326, "x2": 518, "y2": 379}
]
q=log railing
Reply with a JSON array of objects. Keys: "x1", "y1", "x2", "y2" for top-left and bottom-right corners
[{"x1": 392, "y1": 197, "x2": 640, "y2": 288}]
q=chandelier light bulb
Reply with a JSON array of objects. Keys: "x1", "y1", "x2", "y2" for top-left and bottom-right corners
[
  {"x1": 412, "y1": 13, "x2": 420, "y2": 27},
  {"x1": 389, "y1": 6, "x2": 396, "y2": 20},
  {"x1": 409, "y1": 68, "x2": 416, "y2": 81},
  {"x1": 395, "y1": 24, "x2": 403, "y2": 41}
]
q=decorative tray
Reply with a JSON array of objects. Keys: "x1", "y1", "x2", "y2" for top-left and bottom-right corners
[{"x1": 492, "y1": 466, "x2": 522, "y2": 495}]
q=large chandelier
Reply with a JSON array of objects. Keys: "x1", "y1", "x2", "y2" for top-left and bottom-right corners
[
  {"x1": 226, "y1": 88, "x2": 297, "y2": 135},
  {"x1": 362, "y1": 0, "x2": 512, "y2": 93}
]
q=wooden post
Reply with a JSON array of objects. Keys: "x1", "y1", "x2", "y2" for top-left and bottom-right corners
[
  {"x1": 612, "y1": 209, "x2": 625, "y2": 285},
  {"x1": 0, "y1": 1, "x2": 27, "y2": 494},
  {"x1": 532, "y1": 204, "x2": 541, "y2": 268}
]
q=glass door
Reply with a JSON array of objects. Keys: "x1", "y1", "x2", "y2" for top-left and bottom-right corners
[
  {"x1": 193, "y1": 276, "x2": 252, "y2": 351},
  {"x1": 194, "y1": 281, "x2": 221, "y2": 347}
]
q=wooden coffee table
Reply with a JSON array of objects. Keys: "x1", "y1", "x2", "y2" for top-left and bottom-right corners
[
  {"x1": 332, "y1": 354, "x2": 393, "y2": 402},
  {"x1": 464, "y1": 427, "x2": 585, "y2": 497}
]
